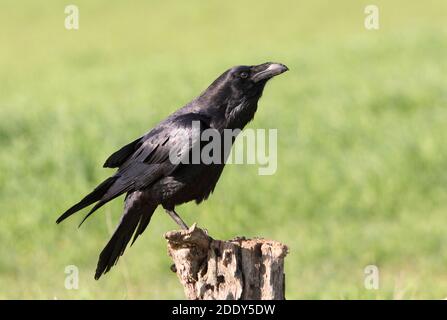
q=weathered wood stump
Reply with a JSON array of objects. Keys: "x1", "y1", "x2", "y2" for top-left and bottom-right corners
[{"x1": 165, "y1": 223, "x2": 288, "y2": 300}]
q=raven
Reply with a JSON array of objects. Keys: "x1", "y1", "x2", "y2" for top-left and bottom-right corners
[{"x1": 57, "y1": 62, "x2": 288, "y2": 279}]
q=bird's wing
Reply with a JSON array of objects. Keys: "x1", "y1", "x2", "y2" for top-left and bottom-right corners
[
  {"x1": 102, "y1": 112, "x2": 211, "y2": 169},
  {"x1": 103, "y1": 137, "x2": 144, "y2": 168},
  {"x1": 114, "y1": 112, "x2": 211, "y2": 190},
  {"x1": 92, "y1": 113, "x2": 211, "y2": 278},
  {"x1": 57, "y1": 112, "x2": 212, "y2": 226}
]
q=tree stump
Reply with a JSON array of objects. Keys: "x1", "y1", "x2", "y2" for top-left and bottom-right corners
[{"x1": 165, "y1": 223, "x2": 288, "y2": 300}]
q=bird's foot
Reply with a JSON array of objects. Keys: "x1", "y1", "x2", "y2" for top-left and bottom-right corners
[{"x1": 165, "y1": 209, "x2": 189, "y2": 230}]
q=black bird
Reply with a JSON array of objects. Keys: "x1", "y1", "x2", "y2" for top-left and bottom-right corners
[{"x1": 57, "y1": 62, "x2": 288, "y2": 279}]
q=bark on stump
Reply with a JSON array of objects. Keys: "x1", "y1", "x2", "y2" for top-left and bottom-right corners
[{"x1": 165, "y1": 223, "x2": 288, "y2": 300}]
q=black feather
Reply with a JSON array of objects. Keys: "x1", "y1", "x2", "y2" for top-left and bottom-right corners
[
  {"x1": 56, "y1": 176, "x2": 117, "y2": 224},
  {"x1": 94, "y1": 192, "x2": 157, "y2": 280},
  {"x1": 103, "y1": 137, "x2": 143, "y2": 168}
]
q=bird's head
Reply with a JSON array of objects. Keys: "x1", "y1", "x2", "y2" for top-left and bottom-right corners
[{"x1": 197, "y1": 62, "x2": 289, "y2": 128}]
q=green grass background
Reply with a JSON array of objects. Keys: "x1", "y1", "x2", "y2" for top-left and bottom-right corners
[{"x1": 0, "y1": 0, "x2": 446, "y2": 299}]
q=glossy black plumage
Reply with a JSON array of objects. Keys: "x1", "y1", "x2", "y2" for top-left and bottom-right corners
[{"x1": 57, "y1": 62, "x2": 288, "y2": 279}]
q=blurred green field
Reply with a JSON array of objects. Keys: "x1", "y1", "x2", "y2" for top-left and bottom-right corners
[{"x1": 1, "y1": 0, "x2": 447, "y2": 299}]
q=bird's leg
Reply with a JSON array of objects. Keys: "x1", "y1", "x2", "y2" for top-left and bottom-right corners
[{"x1": 165, "y1": 208, "x2": 189, "y2": 230}]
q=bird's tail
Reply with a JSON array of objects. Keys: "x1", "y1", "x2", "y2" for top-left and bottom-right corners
[
  {"x1": 56, "y1": 176, "x2": 121, "y2": 224},
  {"x1": 95, "y1": 191, "x2": 157, "y2": 280}
]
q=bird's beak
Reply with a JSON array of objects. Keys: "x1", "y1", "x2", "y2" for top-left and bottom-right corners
[{"x1": 252, "y1": 62, "x2": 289, "y2": 83}]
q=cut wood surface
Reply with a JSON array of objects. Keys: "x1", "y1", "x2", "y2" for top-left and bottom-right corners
[{"x1": 165, "y1": 223, "x2": 288, "y2": 300}]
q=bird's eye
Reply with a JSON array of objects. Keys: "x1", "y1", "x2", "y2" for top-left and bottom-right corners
[{"x1": 240, "y1": 72, "x2": 248, "y2": 79}]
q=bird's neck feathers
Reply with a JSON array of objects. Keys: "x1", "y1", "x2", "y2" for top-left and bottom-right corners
[
  {"x1": 194, "y1": 94, "x2": 262, "y2": 131},
  {"x1": 188, "y1": 71, "x2": 265, "y2": 130},
  {"x1": 190, "y1": 96, "x2": 259, "y2": 131},
  {"x1": 223, "y1": 98, "x2": 259, "y2": 130}
]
